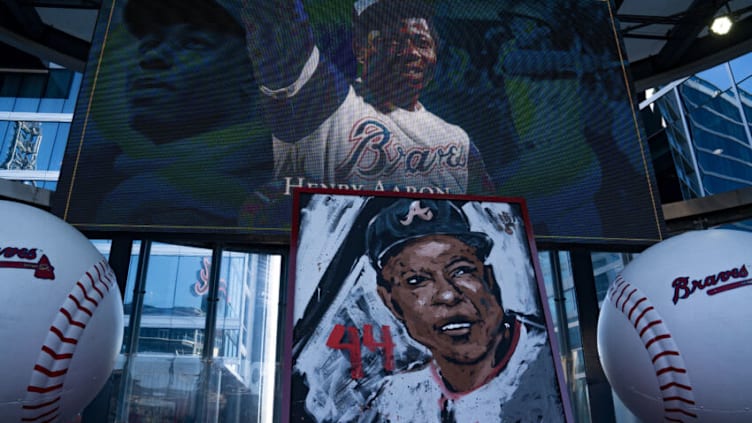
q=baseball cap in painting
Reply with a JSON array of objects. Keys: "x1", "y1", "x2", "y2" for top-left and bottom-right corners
[
  {"x1": 366, "y1": 198, "x2": 493, "y2": 270},
  {"x1": 123, "y1": 0, "x2": 244, "y2": 38}
]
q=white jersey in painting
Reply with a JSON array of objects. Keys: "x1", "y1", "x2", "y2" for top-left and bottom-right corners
[
  {"x1": 360, "y1": 320, "x2": 566, "y2": 423},
  {"x1": 269, "y1": 49, "x2": 472, "y2": 194}
]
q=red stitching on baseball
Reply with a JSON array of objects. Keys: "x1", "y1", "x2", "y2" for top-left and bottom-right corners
[
  {"x1": 628, "y1": 297, "x2": 647, "y2": 320},
  {"x1": 633, "y1": 306, "x2": 654, "y2": 327},
  {"x1": 645, "y1": 334, "x2": 671, "y2": 349},
  {"x1": 68, "y1": 292, "x2": 93, "y2": 316},
  {"x1": 75, "y1": 282, "x2": 99, "y2": 307},
  {"x1": 656, "y1": 366, "x2": 687, "y2": 376},
  {"x1": 663, "y1": 396, "x2": 696, "y2": 405},
  {"x1": 95, "y1": 263, "x2": 113, "y2": 292},
  {"x1": 665, "y1": 417, "x2": 684, "y2": 423},
  {"x1": 32, "y1": 364, "x2": 68, "y2": 378},
  {"x1": 615, "y1": 284, "x2": 630, "y2": 309},
  {"x1": 621, "y1": 288, "x2": 637, "y2": 313},
  {"x1": 665, "y1": 407, "x2": 698, "y2": 418},
  {"x1": 661, "y1": 382, "x2": 692, "y2": 391},
  {"x1": 23, "y1": 260, "x2": 116, "y2": 423},
  {"x1": 40, "y1": 346, "x2": 72, "y2": 360},
  {"x1": 26, "y1": 384, "x2": 62, "y2": 393},
  {"x1": 49, "y1": 326, "x2": 78, "y2": 345},
  {"x1": 91, "y1": 268, "x2": 109, "y2": 296},
  {"x1": 86, "y1": 272, "x2": 105, "y2": 299},
  {"x1": 21, "y1": 397, "x2": 60, "y2": 410},
  {"x1": 639, "y1": 320, "x2": 662, "y2": 337},
  {"x1": 609, "y1": 278, "x2": 625, "y2": 298},
  {"x1": 20, "y1": 406, "x2": 59, "y2": 422},
  {"x1": 59, "y1": 308, "x2": 85, "y2": 328},
  {"x1": 652, "y1": 350, "x2": 680, "y2": 363}
]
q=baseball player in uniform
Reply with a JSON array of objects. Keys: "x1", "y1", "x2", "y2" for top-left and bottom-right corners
[
  {"x1": 87, "y1": 0, "x2": 273, "y2": 226},
  {"x1": 359, "y1": 199, "x2": 566, "y2": 422},
  {"x1": 241, "y1": 0, "x2": 493, "y2": 194}
]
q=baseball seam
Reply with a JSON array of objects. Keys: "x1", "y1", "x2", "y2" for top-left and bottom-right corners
[
  {"x1": 608, "y1": 275, "x2": 697, "y2": 422},
  {"x1": 21, "y1": 260, "x2": 116, "y2": 422}
]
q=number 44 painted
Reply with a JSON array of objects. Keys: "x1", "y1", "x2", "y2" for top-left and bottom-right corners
[{"x1": 326, "y1": 324, "x2": 395, "y2": 379}]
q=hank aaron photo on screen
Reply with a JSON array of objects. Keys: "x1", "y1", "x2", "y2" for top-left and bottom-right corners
[{"x1": 288, "y1": 190, "x2": 572, "y2": 422}]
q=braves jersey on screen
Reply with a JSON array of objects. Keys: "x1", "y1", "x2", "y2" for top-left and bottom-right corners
[{"x1": 273, "y1": 85, "x2": 470, "y2": 193}]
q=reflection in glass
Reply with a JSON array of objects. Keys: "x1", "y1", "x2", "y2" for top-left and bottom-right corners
[
  {"x1": 729, "y1": 52, "x2": 752, "y2": 85},
  {"x1": 212, "y1": 250, "x2": 281, "y2": 423},
  {"x1": 539, "y1": 250, "x2": 591, "y2": 423},
  {"x1": 695, "y1": 64, "x2": 733, "y2": 95},
  {"x1": 111, "y1": 242, "x2": 282, "y2": 422}
]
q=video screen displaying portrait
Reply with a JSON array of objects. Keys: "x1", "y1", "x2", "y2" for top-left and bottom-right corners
[
  {"x1": 55, "y1": 0, "x2": 664, "y2": 245},
  {"x1": 287, "y1": 189, "x2": 573, "y2": 422}
]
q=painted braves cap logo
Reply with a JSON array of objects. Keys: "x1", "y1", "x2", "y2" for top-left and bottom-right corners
[
  {"x1": 400, "y1": 200, "x2": 434, "y2": 226},
  {"x1": 0, "y1": 246, "x2": 55, "y2": 279},
  {"x1": 365, "y1": 199, "x2": 493, "y2": 269}
]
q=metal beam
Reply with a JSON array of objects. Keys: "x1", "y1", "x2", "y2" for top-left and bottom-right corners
[
  {"x1": 3, "y1": 0, "x2": 46, "y2": 37},
  {"x1": 0, "y1": 0, "x2": 91, "y2": 71},
  {"x1": 631, "y1": 13, "x2": 752, "y2": 90},
  {"x1": 31, "y1": 0, "x2": 100, "y2": 8},
  {"x1": 662, "y1": 186, "x2": 752, "y2": 235},
  {"x1": 618, "y1": 14, "x2": 684, "y2": 25},
  {"x1": 0, "y1": 178, "x2": 52, "y2": 208},
  {"x1": 0, "y1": 24, "x2": 88, "y2": 71},
  {"x1": 654, "y1": 1, "x2": 722, "y2": 70}
]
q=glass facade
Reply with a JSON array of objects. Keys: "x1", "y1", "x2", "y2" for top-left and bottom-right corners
[
  {"x1": 81, "y1": 241, "x2": 620, "y2": 423},
  {"x1": 85, "y1": 240, "x2": 283, "y2": 423},
  {"x1": 5, "y1": 16, "x2": 751, "y2": 423},
  {"x1": 646, "y1": 52, "x2": 752, "y2": 227},
  {"x1": 538, "y1": 250, "x2": 639, "y2": 423},
  {"x1": 0, "y1": 68, "x2": 80, "y2": 190}
]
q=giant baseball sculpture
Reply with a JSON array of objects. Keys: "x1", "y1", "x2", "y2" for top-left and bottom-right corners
[
  {"x1": 598, "y1": 229, "x2": 752, "y2": 423},
  {"x1": 0, "y1": 200, "x2": 123, "y2": 422}
]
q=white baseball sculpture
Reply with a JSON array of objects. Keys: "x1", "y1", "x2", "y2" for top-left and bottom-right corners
[
  {"x1": 0, "y1": 200, "x2": 124, "y2": 422},
  {"x1": 598, "y1": 229, "x2": 752, "y2": 423}
]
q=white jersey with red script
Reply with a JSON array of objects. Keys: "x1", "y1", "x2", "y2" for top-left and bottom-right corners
[
  {"x1": 359, "y1": 320, "x2": 566, "y2": 423},
  {"x1": 269, "y1": 49, "x2": 472, "y2": 195}
]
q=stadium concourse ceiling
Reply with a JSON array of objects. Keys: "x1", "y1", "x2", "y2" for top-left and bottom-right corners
[{"x1": 0, "y1": 0, "x2": 751, "y2": 90}]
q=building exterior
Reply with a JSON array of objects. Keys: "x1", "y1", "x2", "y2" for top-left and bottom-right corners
[
  {"x1": 0, "y1": 66, "x2": 654, "y2": 423},
  {"x1": 1, "y1": 2, "x2": 751, "y2": 423},
  {"x1": 0, "y1": 67, "x2": 79, "y2": 190},
  {"x1": 70, "y1": 240, "x2": 283, "y2": 422},
  {"x1": 643, "y1": 51, "x2": 752, "y2": 230}
]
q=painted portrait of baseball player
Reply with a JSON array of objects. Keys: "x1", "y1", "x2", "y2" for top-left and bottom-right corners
[
  {"x1": 240, "y1": 0, "x2": 494, "y2": 196},
  {"x1": 288, "y1": 190, "x2": 573, "y2": 422}
]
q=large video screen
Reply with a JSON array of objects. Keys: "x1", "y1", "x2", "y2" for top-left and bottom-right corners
[{"x1": 54, "y1": 0, "x2": 664, "y2": 245}]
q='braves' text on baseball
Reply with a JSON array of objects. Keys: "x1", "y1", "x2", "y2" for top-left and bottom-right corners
[{"x1": 671, "y1": 264, "x2": 749, "y2": 304}]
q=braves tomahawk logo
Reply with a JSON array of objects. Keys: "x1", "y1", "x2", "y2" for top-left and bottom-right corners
[
  {"x1": 400, "y1": 200, "x2": 434, "y2": 226},
  {"x1": 0, "y1": 246, "x2": 55, "y2": 279}
]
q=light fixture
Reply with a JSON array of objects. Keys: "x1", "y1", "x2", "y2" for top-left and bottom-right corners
[
  {"x1": 711, "y1": 15, "x2": 733, "y2": 35},
  {"x1": 710, "y1": 4, "x2": 734, "y2": 35}
]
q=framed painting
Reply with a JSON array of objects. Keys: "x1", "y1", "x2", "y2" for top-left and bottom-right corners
[{"x1": 286, "y1": 189, "x2": 574, "y2": 422}]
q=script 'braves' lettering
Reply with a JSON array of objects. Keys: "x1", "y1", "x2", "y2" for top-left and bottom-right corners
[
  {"x1": 672, "y1": 264, "x2": 749, "y2": 304},
  {"x1": 336, "y1": 119, "x2": 466, "y2": 180},
  {"x1": 0, "y1": 247, "x2": 38, "y2": 260}
]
